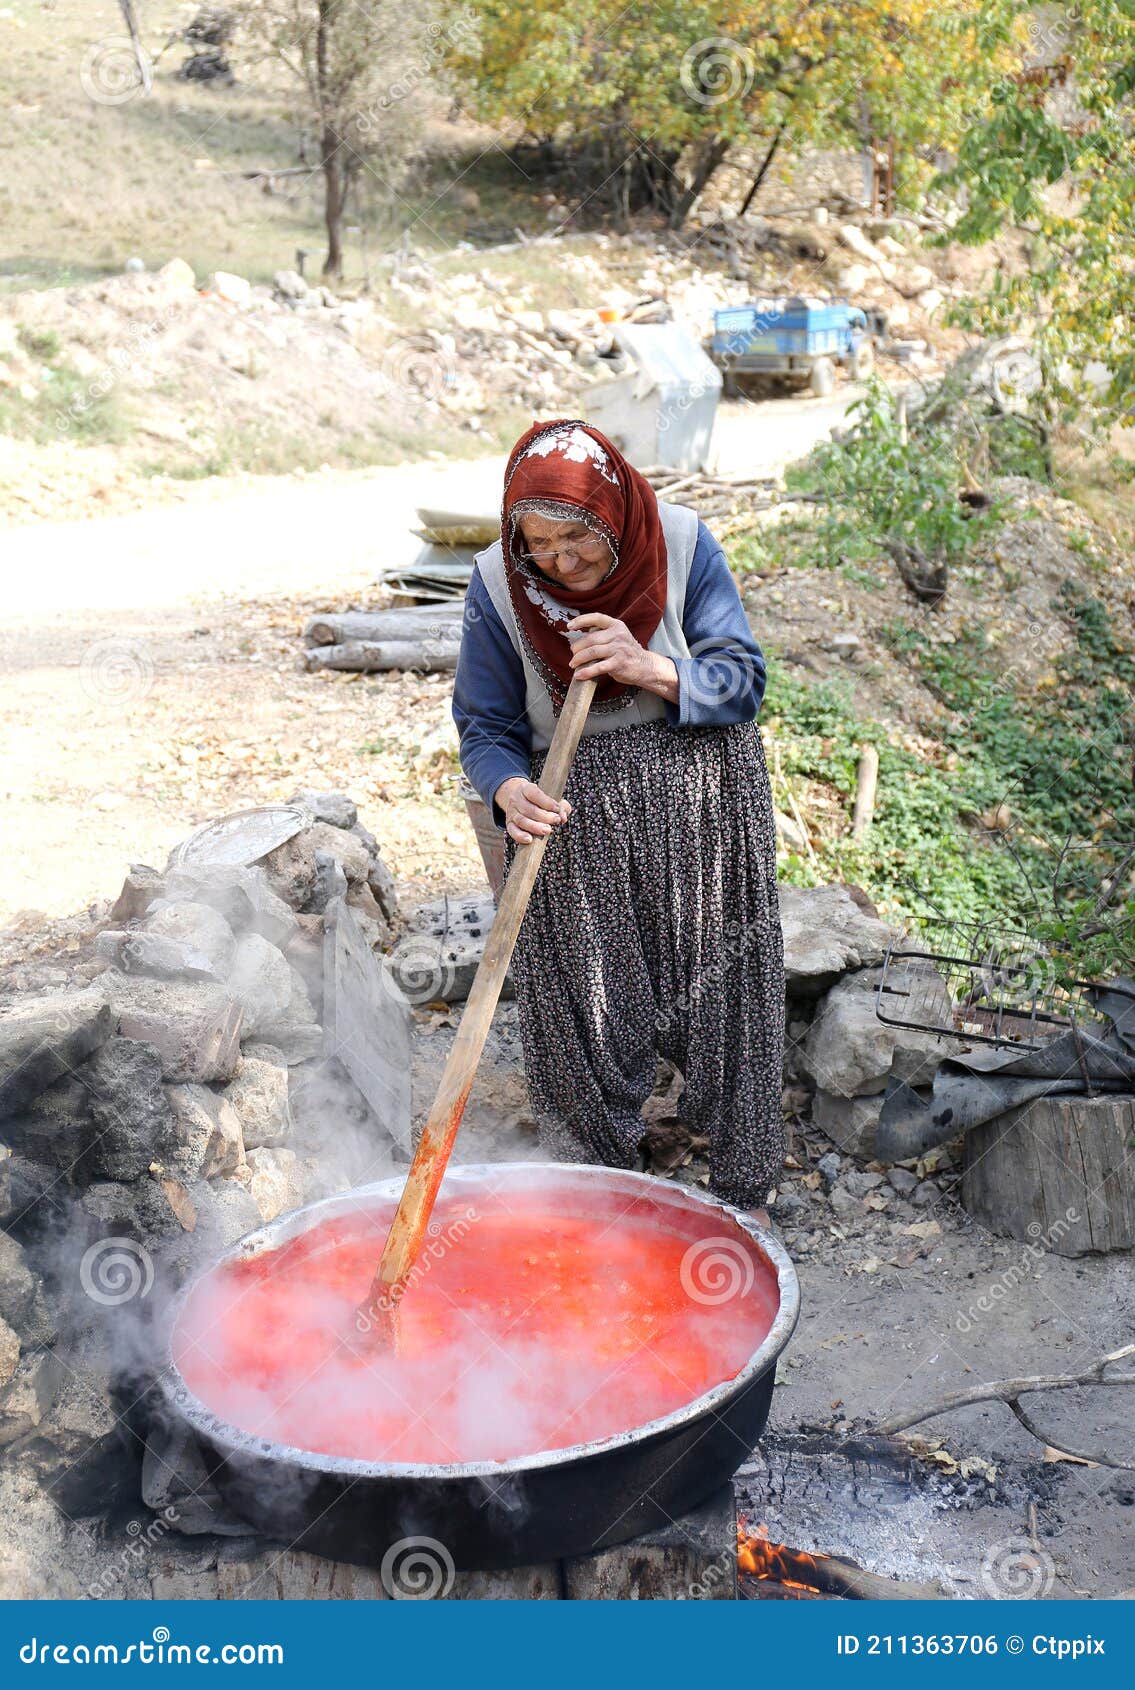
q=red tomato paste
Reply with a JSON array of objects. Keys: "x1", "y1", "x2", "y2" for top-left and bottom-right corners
[{"x1": 174, "y1": 1195, "x2": 778, "y2": 1466}]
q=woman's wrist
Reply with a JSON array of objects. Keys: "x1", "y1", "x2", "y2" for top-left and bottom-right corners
[{"x1": 637, "y1": 651, "x2": 680, "y2": 704}]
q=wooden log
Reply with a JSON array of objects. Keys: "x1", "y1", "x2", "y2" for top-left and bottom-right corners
[
  {"x1": 304, "y1": 639, "x2": 460, "y2": 674},
  {"x1": 303, "y1": 607, "x2": 464, "y2": 647},
  {"x1": 963, "y1": 1094, "x2": 1135, "y2": 1255},
  {"x1": 851, "y1": 745, "x2": 879, "y2": 837}
]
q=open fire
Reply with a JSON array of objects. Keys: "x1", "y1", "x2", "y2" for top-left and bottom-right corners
[{"x1": 737, "y1": 1521, "x2": 829, "y2": 1598}]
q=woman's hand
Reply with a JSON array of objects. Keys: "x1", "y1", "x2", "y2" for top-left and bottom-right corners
[
  {"x1": 567, "y1": 614, "x2": 679, "y2": 702},
  {"x1": 495, "y1": 777, "x2": 572, "y2": 845}
]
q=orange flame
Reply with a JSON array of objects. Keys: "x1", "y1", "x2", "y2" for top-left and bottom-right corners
[{"x1": 737, "y1": 1520, "x2": 827, "y2": 1592}]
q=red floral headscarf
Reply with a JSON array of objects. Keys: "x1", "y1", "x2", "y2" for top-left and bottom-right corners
[{"x1": 500, "y1": 419, "x2": 668, "y2": 711}]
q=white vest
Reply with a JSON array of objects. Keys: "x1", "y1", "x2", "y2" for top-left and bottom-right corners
[{"x1": 473, "y1": 501, "x2": 699, "y2": 752}]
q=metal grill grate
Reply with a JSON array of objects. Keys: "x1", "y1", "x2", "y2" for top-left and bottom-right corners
[{"x1": 875, "y1": 914, "x2": 1111, "y2": 1051}]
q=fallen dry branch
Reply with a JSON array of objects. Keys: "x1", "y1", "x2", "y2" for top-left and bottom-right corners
[{"x1": 876, "y1": 1345, "x2": 1135, "y2": 1469}]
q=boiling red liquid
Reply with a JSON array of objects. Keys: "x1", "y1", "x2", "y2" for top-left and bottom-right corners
[{"x1": 174, "y1": 1196, "x2": 778, "y2": 1465}]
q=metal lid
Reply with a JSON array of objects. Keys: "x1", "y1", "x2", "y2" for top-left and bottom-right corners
[{"x1": 166, "y1": 803, "x2": 312, "y2": 871}]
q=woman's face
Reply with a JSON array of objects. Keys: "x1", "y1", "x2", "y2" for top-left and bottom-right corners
[{"x1": 516, "y1": 515, "x2": 613, "y2": 593}]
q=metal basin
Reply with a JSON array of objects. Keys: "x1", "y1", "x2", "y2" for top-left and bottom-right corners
[{"x1": 153, "y1": 1163, "x2": 799, "y2": 1571}]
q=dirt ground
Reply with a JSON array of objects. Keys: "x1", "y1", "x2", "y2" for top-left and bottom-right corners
[{"x1": 415, "y1": 1004, "x2": 1135, "y2": 1599}]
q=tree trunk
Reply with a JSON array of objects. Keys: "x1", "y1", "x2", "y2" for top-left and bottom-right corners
[
  {"x1": 321, "y1": 124, "x2": 344, "y2": 278},
  {"x1": 669, "y1": 135, "x2": 732, "y2": 229},
  {"x1": 739, "y1": 125, "x2": 786, "y2": 217},
  {"x1": 963, "y1": 1094, "x2": 1135, "y2": 1255}
]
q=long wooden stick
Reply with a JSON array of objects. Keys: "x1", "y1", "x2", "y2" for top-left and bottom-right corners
[{"x1": 358, "y1": 677, "x2": 598, "y2": 1332}]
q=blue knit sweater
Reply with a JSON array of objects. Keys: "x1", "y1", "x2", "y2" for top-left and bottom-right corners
[{"x1": 452, "y1": 519, "x2": 766, "y2": 822}]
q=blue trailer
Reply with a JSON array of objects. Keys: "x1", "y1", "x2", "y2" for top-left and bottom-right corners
[{"x1": 709, "y1": 296, "x2": 876, "y2": 397}]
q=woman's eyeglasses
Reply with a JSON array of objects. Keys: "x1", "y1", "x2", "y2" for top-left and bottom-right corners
[{"x1": 519, "y1": 537, "x2": 608, "y2": 566}]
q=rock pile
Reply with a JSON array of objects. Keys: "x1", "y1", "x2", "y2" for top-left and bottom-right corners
[{"x1": 0, "y1": 792, "x2": 412, "y2": 1508}]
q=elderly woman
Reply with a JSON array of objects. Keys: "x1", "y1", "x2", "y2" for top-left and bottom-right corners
[{"x1": 452, "y1": 419, "x2": 784, "y2": 1215}]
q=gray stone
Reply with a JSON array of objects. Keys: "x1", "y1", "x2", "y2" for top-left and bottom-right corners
[
  {"x1": 108, "y1": 865, "x2": 165, "y2": 925},
  {"x1": 97, "y1": 975, "x2": 244, "y2": 1083},
  {"x1": 0, "y1": 1349, "x2": 64, "y2": 1446},
  {"x1": 779, "y1": 886, "x2": 896, "y2": 998},
  {"x1": 308, "y1": 850, "x2": 348, "y2": 915},
  {"x1": 322, "y1": 897, "x2": 411, "y2": 1149},
  {"x1": 161, "y1": 865, "x2": 297, "y2": 949},
  {"x1": 257, "y1": 833, "x2": 319, "y2": 909},
  {"x1": 0, "y1": 1232, "x2": 41, "y2": 1334},
  {"x1": 366, "y1": 855, "x2": 398, "y2": 924},
  {"x1": 273, "y1": 269, "x2": 309, "y2": 301},
  {"x1": 93, "y1": 930, "x2": 223, "y2": 983},
  {"x1": 773, "y1": 1190, "x2": 806, "y2": 1216},
  {"x1": 192, "y1": 1178, "x2": 262, "y2": 1247},
  {"x1": 844, "y1": 1169, "x2": 884, "y2": 1197},
  {"x1": 166, "y1": 1084, "x2": 244, "y2": 1178},
  {"x1": 0, "y1": 990, "x2": 114, "y2": 1119},
  {"x1": 143, "y1": 901, "x2": 236, "y2": 976},
  {"x1": 288, "y1": 790, "x2": 357, "y2": 830},
  {"x1": 817, "y1": 1151, "x2": 842, "y2": 1186},
  {"x1": 246, "y1": 1022, "x2": 323, "y2": 1065},
  {"x1": 302, "y1": 822, "x2": 370, "y2": 886},
  {"x1": 398, "y1": 892, "x2": 506, "y2": 1004},
  {"x1": 829, "y1": 1186, "x2": 862, "y2": 1218},
  {"x1": 0, "y1": 1315, "x2": 18, "y2": 1388},
  {"x1": 242, "y1": 1146, "x2": 303, "y2": 1222},
  {"x1": 1, "y1": 1078, "x2": 93, "y2": 1171},
  {"x1": 78, "y1": 1178, "x2": 190, "y2": 1243},
  {"x1": 82, "y1": 1037, "x2": 181, "y2": 1181},
  {"x1": 224, "y1": 1057, "x2": 293, "y2": 1149},
  {"x1": 912, "y1": 1180, "x2": 940, "y2": 1208},
  {"x1": 887, "y1": 1167, "x2": 919, "y2": 1195},
  {"x1": 227, "y1": 933, "x2": 293, "y2": 1035},
  {"x1": 813, "y1": 1091, "x2": 885, "y2": 1160},
  {"x1": 802, "y1": 967, "x2": 944, "y2": 1099},
  {"x1": 345, "y1": 882, "x2": 392, "y2": 947}
]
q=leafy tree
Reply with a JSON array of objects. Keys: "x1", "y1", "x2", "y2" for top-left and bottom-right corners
[
  {"x1": 452, "y1": 1, "x2": 1025, "y2": 226},
  {"x1": 939, "y1": 0, "x2": 1135, "y2": 433}
]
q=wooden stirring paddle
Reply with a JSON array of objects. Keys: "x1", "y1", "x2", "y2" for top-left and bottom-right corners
[{"x1": 357, "y1": 676, "x2": 598, "y2": 1342}]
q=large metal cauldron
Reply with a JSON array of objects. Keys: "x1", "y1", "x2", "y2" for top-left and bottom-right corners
[{"x1": 154, "y1": 1164, "x2": 799, "y2": 1571}]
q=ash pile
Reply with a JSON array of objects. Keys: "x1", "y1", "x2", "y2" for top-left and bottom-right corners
[{"x1": 0, "y1": 791, "x2": 413, "y2": 1528}]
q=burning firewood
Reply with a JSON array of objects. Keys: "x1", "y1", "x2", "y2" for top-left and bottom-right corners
[{"x1": 738, "y1": 1522, "x2": 947, "y2": 1601}]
